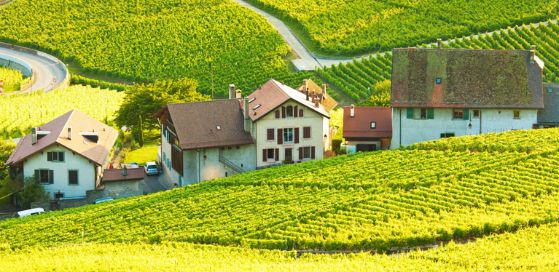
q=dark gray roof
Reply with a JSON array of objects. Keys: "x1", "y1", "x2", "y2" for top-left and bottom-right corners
[{"x1": 538, "y1": 83, "x2": 559, "y2": 124}]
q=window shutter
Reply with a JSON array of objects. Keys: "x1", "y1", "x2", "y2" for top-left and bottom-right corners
[
  {"x1": 262, "y1": 149, "x2": 267, "y2": 162},
  {"x1": 277, "y1": 129, "x2": 283, "y2": 144},
  {"x1": 427, "y1": 108, "x2": 434, "y2": 119},
  {"x1": 303, "y1": 127, "x2": 311, "y2": 138},
  {"x1": 47, "y1": 152, "x2": 52, "y2": 161},
  {"x1": 298, "y1": 148, "x2": 303, "y2": 160},
  {"x1": 294, "y1": 106, "x2": 299, "y2": 117},
  {"x1": 294, "y1": 128, "x2": 300, "y2": 143},
  {"x1": 406, "y1": 108, "x2": 414, "y2": 119},
  {"x1": 463, "y1": 108, "x2": 469, "y2": 120},
  {"x1": 275, "y1": 148, "x2": 279, "y2": 161},
  {"x1": 275, "y1": 110, "x2": 280, "y2": 119},
  {"x1": 267, "y1": 129, "x2": 274, "y2": 140},
  {"x1": 299, "y1": 109, "x2": 304, "y2": 117},
  {"x1": 311, "y1": 146, "x2": 316, "y2": 159},
  {"x1": 49, "y1": 170, "x2": 54, "y2": 184},
  {"x1": 281, "y1": 107, "x2": 286, "y2": 118},
  {"x1": 34, "y1": 170, "x2": 40, "y2": 182}
]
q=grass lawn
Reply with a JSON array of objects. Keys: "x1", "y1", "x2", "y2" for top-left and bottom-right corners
[{"x1": 124, "y1": 140, "x2": 158, "y2": 165}]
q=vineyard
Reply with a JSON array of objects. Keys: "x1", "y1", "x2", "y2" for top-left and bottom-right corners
[
  {"x1": 0, "y1": 85, "x2": 124, "y2": 140},
  {"x1": 1, "y1": 128, "x2": 559, "y2": 253},
  {"x1": 0, "y1": 67, "x2": 26, "y2": 92},
  {"x1": 2, "y1": 222, "x2": 559, "y2": 271},
  {"x1": 318, "y1": 19, "x2": 559, "y2": 103},
  {"x1": 244, "y1": 0, "x2": 557, "y2": 55},
  {"x1": 0, "y1": 0, "x2": 316, "y2": 97}
]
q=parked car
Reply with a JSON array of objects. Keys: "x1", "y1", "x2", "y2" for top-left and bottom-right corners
[
  {"x1": 94, "y1": 197, "x2": 114, "y2": 204},
  {"x1": 144, "y1": 161, "x2": 159, "y2": 176},
  {"x1": 16, "y1": 208, "x2": 44, "y2": 218}
]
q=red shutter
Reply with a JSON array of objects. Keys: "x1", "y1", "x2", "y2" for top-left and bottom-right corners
[
  {"x1": 275, "y1": 110, "x2": 280, "y2": 119},
  {"x1": 303, "y1": 127, "x2": 311, "y2": 138},
  {"x1": 263, "y1": 149, "x2": 267, "y2": 162},
  {"x1": 275, "y1": 148, "x2": 279, "y2": 161},
  {"x1": 281, "y1": 107, "x2": 286, "y2": 118},
  {"x1": 267, "y1": 129, "x2": 274, "y2": 140},
  {"x1": 299, "y1": 109, "x2": 304, "y2": 117},
  {"x1": 311, "y1": 146, "x2": 316, "y2": 159},
  {"x1": 294, "y1": 106, "x2": 299, "y2": 117},
  {"x1": 294, "y1": 128, "x2": 300, "y2": 143},
  {"x1": 298, "y1": 148, "x2": 303, "y2": 160},
  {"x1": 277, "y1": 129, "x2": 283, "y2": 144}
]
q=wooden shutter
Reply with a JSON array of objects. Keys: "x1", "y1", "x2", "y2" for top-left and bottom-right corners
[
  {"x1": 427, "y1": 108, "x2": 434, "y2": 119},
  {"x1": 275, "y1": 148, "x2": 279, "y2": 161},
  {"x1": 294, "y1": 128, "x2": 300, "y2": 144},
  {"x1": 299, "y1": 109, "x2": 304, "y2": 117},
  {"x1": 262, "y1": 149, "x2": 267, "y2": 162},
  {"x1": 463, "y1": 108, "x2": 470, "y2": 120},
  {"x1": 303, "y1": 127, "x2": 311, "y2": 138},
  {"x1": 406, "y1": 108, "x2": 414, "y2": 119},
  {"x1": 267, "y1": 129, "x2": 274, "y2": 140},
  {"x1": 311, "y1": 146, "x2": 316, "y2": 159},
  {"x1": 294, "y1": 106, "x2": 299, "y2": 117},
  {"x1": 275, "y1": 110, "x2": 280, "y2": 119},
  {"x1": 298, "y1": 148, "x2": 303, "y2": 160},
  {"x1": 277, "y1": 129, "x2": 283, "y2": 144},
  {"x1": 281, "y1": 107, "x2": 286, "y2": 118},
  {"x1": 48, "y1": 170, "x2": 54, "y2": 184}
]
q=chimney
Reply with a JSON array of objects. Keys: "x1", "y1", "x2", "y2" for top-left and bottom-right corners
[
  {"x1": 67, "y1": 127, "x2": 72, "y2": 140},
  {"x1": 304, "y1": 79, "x2": 309, "y2": 101},
  {"x1": 31, "y1": 127, "x2": 37, "y2": 145},
  {"x1": 437, "y1": 38, "x2": 442, "y2": 49},
  {"x1": 314, "y1": 97, "x2": 320, "y2": 108},
  {"x1": 321, "y1": 84, "x2": 327, "y2": 100},
  {"x1": 243, "y1": 98, "x2": 251, "y2": 132},
  {"x1": 530, "y1": 45, "x2": 536, "y2": 63},
  {"x1": 228, "y1": 84, "x2": 236, "y2": 99},
  {"x1": 235, "y1": 89, "x2": 242, "y2": 99},
  {"x1": 122, "y1": 166, "x2": 128, "y2": 177},
  {"x1": 350, "y1": 104, "x2": 355, "y2": 117}
]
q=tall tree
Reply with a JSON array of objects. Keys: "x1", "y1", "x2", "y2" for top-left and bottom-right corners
[{"x1": 115, "y1": 78, "x2": 209, "y2": 139}]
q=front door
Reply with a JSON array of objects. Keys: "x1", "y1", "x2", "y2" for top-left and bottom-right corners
[{"x1": 285, "y1": 148, "x2": 292, "y2": 163}]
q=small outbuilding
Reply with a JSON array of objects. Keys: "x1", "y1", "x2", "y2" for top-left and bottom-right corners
[{"x1": 343, "y1": 105, "x2": 392, "y2": 153}]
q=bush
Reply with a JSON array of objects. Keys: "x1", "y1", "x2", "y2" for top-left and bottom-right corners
[{"x1": 16, "y1": 177, "x2": 49, "y2": 209}]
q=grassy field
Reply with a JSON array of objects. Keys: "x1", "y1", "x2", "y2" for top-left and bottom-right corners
[
  {"x1": 0, "y1": 85, "x2": 124, "y2": 140},
  {"x1": 0, "y1": 0, "x2": 319, "y2": 96},
  {"x1": 319, "y1": 19, "x2": 559, "y2": 103},
  {"x1": 1, "y1": 129, "x2": 559, "y2": 252},
  {"x1": 0, "y1": 67, "x2": 26, "y2": 92}
]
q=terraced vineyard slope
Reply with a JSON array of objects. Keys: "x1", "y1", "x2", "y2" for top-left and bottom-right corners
[
  {"x1": 0, "y1": 85, "x2": 124, "y2": 139},
  {"x1": 319, "y1": 19, "x2": 559, "y2": 102},
  {"x1": 1, "y1": 129, "x2": 559, "y2": 252}
]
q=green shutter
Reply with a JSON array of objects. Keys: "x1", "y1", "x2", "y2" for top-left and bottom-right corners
[
  {"x1": 463, "y1": 108, "x2": 470, "y2": 120},
  {"x1": 406, "y1": 108, "x2": 414, "y2": 119},
  {"x1": 427, "y1": 108, "x2": 434, "y2": 119}
]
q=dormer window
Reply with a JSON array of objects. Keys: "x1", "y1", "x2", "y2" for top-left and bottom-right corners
[
  {"x1": 81, "y1": 132, "x2": 99, "y2": 143},
  {"x1": 370, "y1": 121, "x2": 376, "y2": 129},
  {"x1": 248, "y1": 97, "x2": 256, "y2": 103}
]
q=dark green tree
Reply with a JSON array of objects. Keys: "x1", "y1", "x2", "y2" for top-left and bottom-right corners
[{"x1": 16, "y1": 177, "x2": 49, "y2": 209}]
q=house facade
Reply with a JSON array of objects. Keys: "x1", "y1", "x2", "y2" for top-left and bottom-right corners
[
  {"x1": 6, "y1": 110, "x2": 118, "y2": 199},
  {"x1": 342, "y1": 105, "x2": 392, "y2": 153},
  {"x1": 391, "y1": 47, "x2": 544, "y2": 148},
  {"x1": 158, "y1": 79, "x2": 330, "y2": 185},
  {"x1": 537, "y1": 83, "x2": 559, "y2": 127}
]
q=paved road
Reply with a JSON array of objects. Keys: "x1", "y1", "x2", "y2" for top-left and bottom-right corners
[
  {"x1": 144, "y1": 174, "x2": 173, "y2": 194},
  {"x1": 0, "y1": 44, "x2": 68, "y2": 92}
]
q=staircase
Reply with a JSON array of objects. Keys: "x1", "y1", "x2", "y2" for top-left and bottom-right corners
[{"x1": 218, "y1": 150, "x2": 246, "y2": 174}]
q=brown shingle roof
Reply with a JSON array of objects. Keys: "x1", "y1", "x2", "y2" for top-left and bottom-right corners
[
  {"x1": 297, "y1": 79, "x2": 338, "y2": 112},
  {"x1": 6, "y1": 110, "x2": 118, "y2": 166},
  {"x1": 343, "y1": 106, "x2": 392, "y2": 139},
  {"x1": 165, "y1": 100, "x2": 253, "y2": 150},
  {"x1": 102, "y1": 168, "x2": 144, "y2": 183},
  {"x1": 246, "y1": 79, "x2": 329, "y2": 121},
  {"x1": 391, "y1": 48, "x2": 544, "y2": 109}
]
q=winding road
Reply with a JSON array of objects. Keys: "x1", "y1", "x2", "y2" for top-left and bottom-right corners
[{"x1": 0, "y1": 43, "x2": 68, "y2": 93}]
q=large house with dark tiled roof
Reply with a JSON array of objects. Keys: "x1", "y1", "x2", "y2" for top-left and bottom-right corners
[
  {"x1": 157, "y1": 79, "x2": 331, "y2": 185},
  {"x1": 390, "y1": 47, "x2": 544, "y2": 148}
]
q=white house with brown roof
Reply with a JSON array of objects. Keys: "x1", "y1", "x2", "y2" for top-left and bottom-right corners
[
  {"x1": 391, "y1": 47, "x2": 544, "y2": 148},
  {"x1": 6, "y1": 110, "x2": 118, "y2": 199},
  {"x1": 157, "y1": 79, "x2": 331, "y2": 185}
]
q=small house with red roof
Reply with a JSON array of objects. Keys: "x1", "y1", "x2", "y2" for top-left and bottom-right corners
[{"x1": 343, "y1": 105, "x2": 392, "y2": 152}]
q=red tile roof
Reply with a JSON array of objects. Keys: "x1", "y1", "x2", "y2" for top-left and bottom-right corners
[
  {"x1": 6, "y1": 110, "x2": 118, "y2": 166},
  {"x1": 102, "y1": 168, "x2": 144, "y2": 182},
  {"x1": 343, "y1": 106, "x2": 392, "y2": 139}
]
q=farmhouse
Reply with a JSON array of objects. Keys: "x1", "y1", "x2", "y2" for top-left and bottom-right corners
[
  {"x1": 6, "y1": 110, "x2": 118, "y2": 199},
  {"x1": 390, "y1": 47, "x2": 544, "y2": 148},
  {"x1": 342, "y1": 105, "x2": 391, "y2": 153},
  {"x1": 158, "y1": 79, "x2": 330, "y2": 185}
]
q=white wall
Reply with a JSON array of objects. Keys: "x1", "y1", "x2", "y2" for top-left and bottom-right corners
[
  {"x1": 23, "y1": 145, "x2": 96, "y2": 198},
  {"x1": 254, "y1": 101, "x2": 327, "y2": 167},
  {"x1": 391, "y1": 108, "x2": 538, "y2": 148},
  {"x1": 184, "y1": 145, "x2": 256, "y2": 184}
]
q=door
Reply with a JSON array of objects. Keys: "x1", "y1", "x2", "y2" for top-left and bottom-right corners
[
  {"x1": 356, "y1": 144, "x2": 377, "y2": 152},
  {"x1": 285, "y1": 148, "x2": 293, "y2": 163}
]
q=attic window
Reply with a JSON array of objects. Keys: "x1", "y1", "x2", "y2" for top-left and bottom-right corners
[
  {"x1": 248, "y1": 97, "x2": 256, "y2": 103},
  {"x1": 370, "y1": 121, "x2": 376, "y2": 129},
  {"x1": 216, "y1": 125, "x2": 221, "y2": 130},
  {"x1": 37, "y1": 131, "x2": 50, "y2": 140},
  {"x1": 435, "y1": 78, "x2": 442, "y2": 85},
  {"x1": 252, "y1": 104, "x2": 261, "y2": 110}
]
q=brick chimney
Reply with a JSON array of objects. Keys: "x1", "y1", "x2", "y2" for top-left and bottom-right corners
[
  {"x1": 67, "y1": 127, "x2": 72, "y2": 140},
  {"x1": 229, "y1": 84, "x2": 236, "y2": 99},
  {"x1": 530, "y1": 45, "x2": 536, "y2": 63},
  {"x1": 31, "y1": 127, "x2": 37, "y2": 145},
  {"x1": 235, "y1": 89, "x2": 242, "y2": 99},
  {"x1": 322, "y1": 84, "x2": 327, "y2": 100},
  {"x1": 243, "y1": 98, "x2": 251, "y2": 132}
]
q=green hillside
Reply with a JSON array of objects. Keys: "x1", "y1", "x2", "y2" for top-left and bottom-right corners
[
  {"x1": 0, "y1": 67, "x2": 27, "y2": 92},
  {"x1": 1, "y1": 129, "x2": 559, "y2": 252}
]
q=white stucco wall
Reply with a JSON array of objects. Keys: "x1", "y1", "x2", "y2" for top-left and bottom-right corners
[
  {"x1": 23, "y1": 145, "x2": 96, "y2": 198},
  {"x1": 391, "y1": 108, "x2": 538, "y2": 148},
  {"x1": 254, "y1": 101, "x2": 327, "y2": 168}
]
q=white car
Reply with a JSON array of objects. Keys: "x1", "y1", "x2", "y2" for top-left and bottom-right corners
[
  {"x1": 144, "y1": 161, "x2": 159, "y2": 176},
  {"x1": 16, "y1": 208, "x2": 44, "y2": 218}
]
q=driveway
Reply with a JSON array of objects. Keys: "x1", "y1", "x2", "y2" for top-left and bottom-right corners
[{"x1": 143, "y1": 173, "x2": 173, "y2": 194}]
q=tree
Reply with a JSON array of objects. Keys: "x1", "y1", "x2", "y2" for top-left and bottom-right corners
[
  {"x1": 115, "y1": 78, "x2": 210, "y2": 140},
  {"x1": 16, "y1": 177, "x2": 49, "y2": 209},
  {"x1": 366, "y1": 80, "x2": 391, "y2": 107}
]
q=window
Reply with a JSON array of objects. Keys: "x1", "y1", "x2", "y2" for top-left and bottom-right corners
[
  {"x1": 435, "y1": 77, "x2": 442, "y2": 84},
  {"x1": 275, "y1": 110, "x2": 280, "y2": 119},
  {"x1": 420, "y1": 109, "x2": 427, "y2": 119},
  {"x1": 303, "y1": 127, "x2": 311, "y2": 139},
  {"x1": 47, "y1": 151, "x2": 64, "y2": 162},
  {"x1": 68, "y1": 170, "x2": 78, "y2": 185},
  {"x1": 263, "y1": 148, "x2": 279, "y2": 162},
  {"x1": 453, "y1": 109, "x2": 464, "y2": 119},
  {"x1": 267, "y1": 149, "x2": 275, "y2": 160},
  {"x1": 406, "y1": 108, "x2": 434, "y2": 119},
  {"x1": 440, "y1": 133, "x2": 455, "y2": 138},
  {"x1": 370, "y1": 122, "x2": 376, "y2": 129},
  {"x1": 298, "y1": 146, "x2": 315, "y2": 160},
  {"x1": 283, "y1": 128, "x2": 294, "y2": 143},
  {"x1": 286, "y1": 106, "x2": 294, "y2": 117},
  {"x1": 513, "y1": 110, "x2": 521, "y2": 119},
  {"x1": 473, "y1": 110, "x2": 480, "y2": 118},
  {"x1": 299, "y1": 109, "x2": 304, "y2": 117},
  {"x1": 35, "y1": 169, "x2": 53, "y2": 184},
  {"x1": 267, "y1": 129, "x2": 274, "y2": 141}
]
